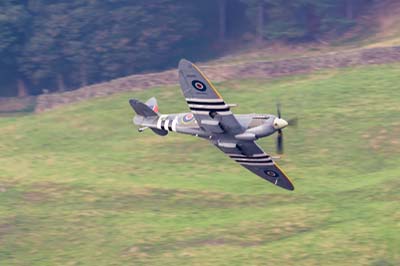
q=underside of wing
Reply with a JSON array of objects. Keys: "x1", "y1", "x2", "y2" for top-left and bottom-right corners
[
  {"x1": 214, "y1": 140, "x2": 294, "y2": 191},
  {"x1": 178, "y1": 59, "x2": 243, "y2": 135}
]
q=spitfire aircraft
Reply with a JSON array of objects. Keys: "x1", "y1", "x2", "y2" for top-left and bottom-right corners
[{"x1": 129, "y1": 59, "x2": 296, "y2": 190}]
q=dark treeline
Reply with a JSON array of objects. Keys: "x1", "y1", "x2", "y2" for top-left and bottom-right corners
[{"x1": 1, "y1": 0, "x2": 373, "y2": 97}]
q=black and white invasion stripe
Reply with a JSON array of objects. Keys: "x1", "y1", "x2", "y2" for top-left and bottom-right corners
[
  {"x1": 157, "y1": 115, "x2": 178, "y2": 132},
  {"x1": 228, "y1": 153, "x2": 274, "y2": 166},
  {"x1": 186, "y1": 98, "x2": 232, "y2": 116}
]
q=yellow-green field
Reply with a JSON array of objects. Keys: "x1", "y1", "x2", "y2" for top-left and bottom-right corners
[{"x1": 0, "y1": 64, "x2": 399, "y2": 265}]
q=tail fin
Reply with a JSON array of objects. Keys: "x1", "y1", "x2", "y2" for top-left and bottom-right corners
[
  {"x1": 129, "y1": 97, "x2": 168, "y2": 136},
  {"x1": 145, "y1": 97, "x2": 159, "y2": 113}
]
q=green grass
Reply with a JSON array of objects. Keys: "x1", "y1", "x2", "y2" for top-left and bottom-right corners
[{"x1": 0, "y1": 64, "x2": 399, "y2": 265}]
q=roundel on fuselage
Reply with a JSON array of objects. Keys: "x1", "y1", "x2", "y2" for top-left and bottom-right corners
[{"x1": 182, "y1": 113, "x2": 195, "y2": 123}]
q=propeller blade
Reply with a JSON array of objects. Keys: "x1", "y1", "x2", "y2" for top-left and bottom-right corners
[
  {"x1": 277, "y1": 129, "x2": 284, "y2": 154},
  {"x1": 277, "y1": 103, "x2": 282, "y2": 118},
  {"x1": 287, "y1": 117, "x2": 298, "y2": 127}
]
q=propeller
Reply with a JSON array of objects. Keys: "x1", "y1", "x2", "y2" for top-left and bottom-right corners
[
  {"x1": 287, "y1": 117, "x2": 298, "y2": 127},
  {"x1": 275, "y1": 103, "x2": 284, "y2": 154},
  {"x1": 277, "y1": 129, "x2": 284, "y2": 154},
  {"x1": 275, "y1": 103, "x2": 298, "y2": 154},
  {"x1": 277, "y1": 102, "x2": 282, "y2": 119}
]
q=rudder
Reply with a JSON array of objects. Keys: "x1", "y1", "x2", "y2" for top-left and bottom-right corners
[{"x1": 145, "y1": 97, "x2": 159, "y2": 113}]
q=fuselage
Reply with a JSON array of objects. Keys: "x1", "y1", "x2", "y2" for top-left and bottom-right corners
[
  {"x1": 134, "y1": 112, "x2": 286, "y2": 141},
  {"x1": 129, "y1": 58, "x2": 295, "y2": 191}
]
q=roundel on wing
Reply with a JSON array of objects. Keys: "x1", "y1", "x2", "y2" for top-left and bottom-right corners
[
  {"x1": 192, "y1": 80, "x2": 207, "y2": 91},
  {"x1": 265, "y1": 170, "x2": 279, "y2": 178}
]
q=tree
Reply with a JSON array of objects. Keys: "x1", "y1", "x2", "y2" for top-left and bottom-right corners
[
  {"x1": 0, "y1": 1, "x2": 30, "y2": 96},
  {"x1": 240, "y1": 0, "x2": 361, "y2": 41},
  {"x1": 218, "y1": 0, "x2": 227, "y2": 41},
  {"x1": 0, "y1": 0, "x2": 375, "y2": 97},
  {"x1": 18, "y1": 0, "x2": 204, "y2": 94},
  {"x1": 240, "y1": 0, "x2": 268, "y2": 42}
]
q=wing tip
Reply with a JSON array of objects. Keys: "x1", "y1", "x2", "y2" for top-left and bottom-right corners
[
  {"x1": 129, "y1": 98, "x2": 139, "y2": 107},
  {"x1": 274, "y1": 162, "x2": 295, "y2": 191},
  {"x1": 286, "y1": 184, "x2": 295, "y2": 191},
  {"x1": 276, "y1": 179, "x2": 294, "y2": 191},
  {"x1": 179, "y1": 58, "x2": 192, "y2": 68}
]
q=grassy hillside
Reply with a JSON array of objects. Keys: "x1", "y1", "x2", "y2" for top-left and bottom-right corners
[{"x1": 0, "y1": 64, "x2": 399, "y2": 265}]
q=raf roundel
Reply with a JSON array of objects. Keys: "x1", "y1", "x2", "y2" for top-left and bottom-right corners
[
  {"x1": 192, "y1": 80, "x2": 207, "y2": 92},
  {"x1": 265, "y1": 170, "x2": 279, "y2": 178},
  {"x1": 182, "y1": 113, "x2": 194, "y2": 123}
]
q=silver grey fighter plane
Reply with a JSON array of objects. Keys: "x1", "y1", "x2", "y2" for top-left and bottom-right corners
[{"x1": 129, "y1": 59, "x2": 295, "y2": 191}]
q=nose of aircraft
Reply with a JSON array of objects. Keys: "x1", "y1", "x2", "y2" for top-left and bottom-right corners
[{"x1": 273, "y1": 118, "x2": 288, "y2": 129}]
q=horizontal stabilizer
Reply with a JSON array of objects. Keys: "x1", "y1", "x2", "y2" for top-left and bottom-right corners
[
  {"x1": 129, "y1": 99, "x2": 158, "y2": 117},
  {"x1": 151, "y1": 128, "x2": 168, "y2": 136}
]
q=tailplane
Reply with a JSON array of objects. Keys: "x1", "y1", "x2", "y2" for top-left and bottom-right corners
[
  {"x1": 129, "y1": 97, "x2": 168, "y2": 136},
  {"x1": 129, "y1": 98, "x2": 158, "y2": 117}
]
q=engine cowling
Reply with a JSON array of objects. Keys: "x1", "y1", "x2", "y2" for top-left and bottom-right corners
[
  {"x1": 235, "y1": 123, "x2": 275, "y2": 140},
  {"x1": 234, "y1": 132, "x2": 257, "y2": 141}
]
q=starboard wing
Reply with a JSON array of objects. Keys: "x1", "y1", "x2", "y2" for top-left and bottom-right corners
[
  {"x1": 178, "y1": 59, "x2": 243, "y2": 135},
  {"x1": 214, "y1": 140, "x2": 294, "y2": 191}
]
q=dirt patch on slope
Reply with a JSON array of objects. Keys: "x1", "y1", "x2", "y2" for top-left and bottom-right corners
[
  {"x1": 0, "y1": 219, "x2": 15, "y2": 241},
  {"x1": 18, "y1": 46, "x2": 400, "y2": 112},
  {"x1": 376, "y1": 0, "x2": 400, "y2": 38}
]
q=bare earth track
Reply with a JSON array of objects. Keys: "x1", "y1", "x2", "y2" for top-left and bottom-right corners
[
  {"x1": 1, "y1": 46, "x2": 400, "y2": 113},
  {"x1": 34, "y1": 46, "x2": 400, "y2": 112}
]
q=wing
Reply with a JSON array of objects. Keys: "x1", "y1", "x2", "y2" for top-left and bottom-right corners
[
  {"x1": 178, "y1": 59, "x2": 243, "y2": 135},
  {"x1": 214, "y1": 141, "x2": 295, "y2": 191}
]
